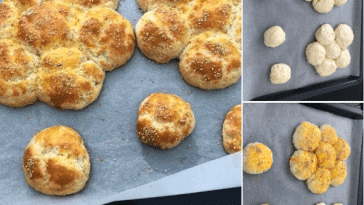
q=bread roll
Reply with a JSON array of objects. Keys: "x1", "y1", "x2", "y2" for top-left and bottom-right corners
[
  {"x1": 222, "y1": 104, "x2": 241, "y2": 154},
  {"x1": 0, "y1": 2, "x2": 19, "y2": 40},
  {"x1": 292, "y1": 121, "x2": 321, "y2": 152},
  {"x1": 243, "y1": 142, "x2": 273, "y2": 175}
]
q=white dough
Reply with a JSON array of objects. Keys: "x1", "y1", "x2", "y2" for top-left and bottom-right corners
[
  {"x1": 335, "y1": 24, "x2": 354, "y2": 49},
  {"x1": 335, "y1": 49, "x2": 351, "y2": 68},
  {"x1": 325, "y1": 41, "x2": 341, "y2": 60},
  {"x1": 306, "y1": 42, "x2": 326, "y2": 66},
  {"x1": 270, "y1": 63, "x2": 291, "y2": 84},
  {"x1": 315, "y1": 24, "x2": 335, "y2": 46},
  {"x1": 312, "y1": 0, "x2": 335, "y2": 13},
  {"x1": 335, "y1": 0, "x2": 347, "y2": 6},
  {"x1": 264, "y1": 26, "x2": 285, "y2": 48},
  {"x1": 314, "y1": 59, "x2": 337, "y2": 77}
]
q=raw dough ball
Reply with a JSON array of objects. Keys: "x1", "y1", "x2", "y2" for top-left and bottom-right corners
[
  {"x1": 314, "y1": 59, "x2": 337, "y2": 77},
  {"x1": 289, "y1": 150, "x2": 317, "y2": 180},
  {"x1": 324, "y1": 42, "x2": 341, "y2": 60},
  {"x1": 306, "y1": 168, "x2": 331, "y2": 194},
  {"x1": 335, "y1": 24, "x2": 354, "y2": 49},
  {"x1": 332, "y1": 137, "x2": 351, "y2": 160},
  {"x1": 264, "y1": 26, "x2": 285, "y2": 48},
  {"x1": 270, "y1": 63, "x2": 291, "y2": 84},
  {"x1": 335, "y1": 0, "x2": 347, "y2": 6},
  {"x1": 312, "y1": 0, "x2": 335, "y2": 14},
  {"x1": 243, "y1": 142, "x2": 273, "y2": 175},
  {"x1": 292, "y1": 121, "x2": 321, "y2": 152},
  {"x1": 306, "y1": 42, "x2": 326, "y2": 66},
  {"x1": 330, "y1": 160, "x2": 347, "y2": 186},
  {"x1": 336, "y1": 49, "x2": 351, "y2": 69},
  {"x1": 320, "y1": 124, "x2": 339, "y2": 145},
  {"x1": 314, "y1": 142, "x2": 337, "y2": 169},
  {"x1": 315, "y1": 24, "x2": 335, "y2": 46}
]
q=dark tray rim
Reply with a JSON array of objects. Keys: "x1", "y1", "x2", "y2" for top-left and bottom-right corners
[{"x1": 251, "y1": 2, "x2": 364, "y2": 101}]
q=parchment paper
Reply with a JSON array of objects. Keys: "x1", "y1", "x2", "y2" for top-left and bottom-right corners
[
  {"x1": 243, "y1": 0, "x2": 362, "y2": 100},
  {"x1": 243, "y1": 103, "x2": 363, "y2": 205},
  {"x1": 0, "y1": 0, "x2": 241, "y2": 204}
]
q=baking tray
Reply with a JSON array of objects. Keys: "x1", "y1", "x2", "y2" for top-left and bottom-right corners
[
  {"x1": 243, "y1": 103, "x2": 363, "y2": 205},
  {"x1": 0, "y1": 0, "x2": 241, "y2": 204},
  {"x1": 243, "y1": 0, "x2": 363, "y2": 101}
]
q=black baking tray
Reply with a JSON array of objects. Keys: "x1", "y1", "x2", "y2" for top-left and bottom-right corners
[
  {"x1": 302, "y1": 103, "x2": 363, "y2": 205},
  {"x1": 251, "y1": 3, "x2": 364, "y2": 101}
]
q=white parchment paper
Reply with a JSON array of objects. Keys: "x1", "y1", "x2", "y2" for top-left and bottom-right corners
[
  {"x1": 0, "y1": 0, "x2": 241, "y2": 204},
  {"x1": 243, "y1": 103, "x2": 363, "y2": 205},
  {"x1": 243, "y1": 0, "x2": 362, "y2": 100}
]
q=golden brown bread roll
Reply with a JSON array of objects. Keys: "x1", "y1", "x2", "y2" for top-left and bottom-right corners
[
  {"x1": 40, "y1": 0, "x2": 119, "y2": 10},
  {"x1": 77, "y1": 7, "x2": 135, "y2": 71},
  {"x1": 37, "y1": 47, "x2": 105, "y2": 109},
  {"x1": 136, "y1": 0, "x2": 192, "y2": 12},
  {"x1": 179, "y1": 31, "x2": 241, "y2": 90},
  {"x1": 22, "y1": 125, "x2": 90, "y2": 196},
  {"x1": 0, "y1": 2, "x2": 19, "y2": 40},
  {"x1": 222, "y1": 104, "x2": 241, "y2": 154},
  {"x1": 3, "y1": 0, "x2": 39, "y2": 14},
  {"x1": 137, "y1": 92, "x2": 196, "y2": 149},
  {"x1": 0, "y1": 39, "x2": 39, "y2": 107},
  {"x1": 135, "y1": 5, "x2": 192, "y2": 63}
]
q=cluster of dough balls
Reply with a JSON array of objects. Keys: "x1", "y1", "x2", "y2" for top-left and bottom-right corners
[
  {"x1": 290, "y1": 122, "x2": 351, "y2": 194},
  {"x1": 0, "y1": 0, "x2": 135, "y2": 109},
  {"x1": 306, "y1": 24, "x2": 353, "y2": 77},
  {"x1": 243, "y1": 142, "x2": 273, "y2": 174},
  {"x1": 135, "y1": 0, "x2": 242, "y2": 90},
  {"x1": 305, "y1": 0, "x2": 348, "y2": 14}
]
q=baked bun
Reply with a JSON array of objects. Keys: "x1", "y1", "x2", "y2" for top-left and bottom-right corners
[
  {"x1": 0, "y1": 2, "x2": 19, "y2": 40},
  {"x1": 135, "y1": 5, "x2": 191, "y2": 63},
  {"x1": 228, "y1": 4, "x2": 241, "y2": 48},
  {"x1": 78, "y1": 7, "x2": 135, "y2": 71},
  {"x1": 0, "y1": 39, "x2": 39, "y2": 107},
  {"x1": 17, "y1": 2, "x2": 75, "y2": 53},
  {"x1": 137, "y1": 0, "x2": 192, "y2": 12},
  {"x1": 289, "y1": 150, "x2": 317, "y2": 180},
  {"x1": 320, "y1": 124, "x2": 338, "y2": 145},
  {"x1": 332, "y1": 137, "x2": 351, "y2": 160},
  {"x1": 22, "y1": 125, "x2": 90, "y2": 196},
  {"x1": 179, "y1": 31, "x2": 241, "y2": 90},
  {"x1": 243, "y1": 142, "x2": 273, "y2": 175},
  {"x1": 330, "y1": 160, "x2": 347, "y2": 186},
  {"x1": 292, "y1": 121, "x2": 321, "y2": 152},
  {"x1": 37, "y1": 47, "x2": 105, "y2": 109},
  {"x1": 222, "y1": 104, "x2": 241, "y2": 154},
  {"x1": 41, "y1": 0, "x2": 119, "y2": 10},
  {"x1": 187, "y1": 0, "x2": 234, "y2": 35},
  {"x1": 137, "y1": 92, "x2": 196, "y2": 149},
  {"x1": 314, "y1": 141, "x2": 336, "y2": 169},
  {"x1": 306, "y1": 168, "x2": 331, "y2": 194}
]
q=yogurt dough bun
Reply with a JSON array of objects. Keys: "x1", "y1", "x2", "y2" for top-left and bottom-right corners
[
  {"x1": 137, "y1": 93, "x2": 196, "y2": 150},
  {"x1": 314, "y1": 58, "x2": 337, "y2": 77},
  {"x1": 306, "y1": 168, "x2": 331, "y2": 194},
  {"x1": 289, "y1": 150, "x2": 317, "y2": 180},
  {"x1": 332, "y1": 137, "x2": 351, "y2": 160},
  {"x1": 22, "y1": 125, "x2": 90, "y2": 196},
  {"x1": 330, "y1": 160, "x2": 347, "y2": 186},
  {"x1": 315, "y1": 24, "x2": 335, "y2": 46},
  {"x1": 320, "y1": 124, "x2": 339, "y2": 145},
  {"x1": 306, "y1": 42, "x2": 326, "y2": 66},
  {"x1": 292, "y1": 121, "x2": 321, "y2": 152},
  {"x1": 222, "y1": 104, "x2": 242, "y2": 154},
  {"x1": 314, "y1": 141, "x2": 337, "y2": 169},
  {"x1": 264, "y1": 26, "x2": 285, "y2": 48},
  {"x1": 243, "y1": 142, "x2": 273, "y2": 175},
  {"x1": 269, "y1": 63, "x2": 291, "y2": 85},
  {"x1": 336, "y1": 49, "x2": 351, "y2": 69},
  {"x1": 335, "y1": 24, "x2": 354, "y2": 49},
  {"x1": 312, "y1": 0, "x2": 334, "y2": 14}
]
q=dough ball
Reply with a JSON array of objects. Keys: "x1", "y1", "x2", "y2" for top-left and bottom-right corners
[
  {"x1": 334, "y1": 0, "x2": 347, "y2": 6},
  {"x1": 320, "y1": 124, "x2": 339, "y2": 145},
  {"x1": 264, "y1": 26, "x2": 285, "y2": 48},
  {"x1": 316, "y1": 203, "x2": 326, "y2": 205},
  {"x1": 314, "y1": 59, "x2": 337, "y2": 77},
  {"x1": 179, "y1": 31, "x2": 241, "y2": 90},
  {"x1": 335, "y1": 24, "x2": 354, "y2": 49},
  {"x1": 270, "y1": 63, "x2": 291, "y2": 84},
  {"x1": 314, "y1": 142, "x2": 337, "y2": 169},
  {"x1": 243, "y1": 142, "x2": 273, "y2": 175},
  {"x1": 312, "y1": 0, "x2": 334, "y2": 14},
  {"x1": 135, "y1": 5, "x2": 191, "y2": 63},
  {"x1": 306, "y1": 168, "x2": 331, "y2": 194},
  {"x1": 222, "y1": 104, "x2": 242, "y2": 154},
  {"x1": 292, "y1": 121, "x2": 321, "y2": 152},
  {"x1": 333, "y1": 203, "x2": 343, "y2": 205},
  {"x1": 22, "y1": 125, "x2": 90, "y2": 196},
  {"x1": 306, "y1": 42, "x2": 326, "y2": 66},
  {"x1": 289, "y1": 150, "x2": 317, "y2": 180},
  {"x1": 324, "y1": 41, "x2": 341, "y2": 60},
  {"x1": 315, "y1": 24, "x2": 335, "y2": 46},
  {"x1": 137, "y1": 93, "x2": 196, "y2": 150},
  {"x1": 336, "y1": 49, "x2": 351, "y2": 69},
  {"x1": 332, "y1": 137, "x2": 351, "y2": 160},
  {"x1": 330, "y1": 160, "x2": 347, "y2": 186}
]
